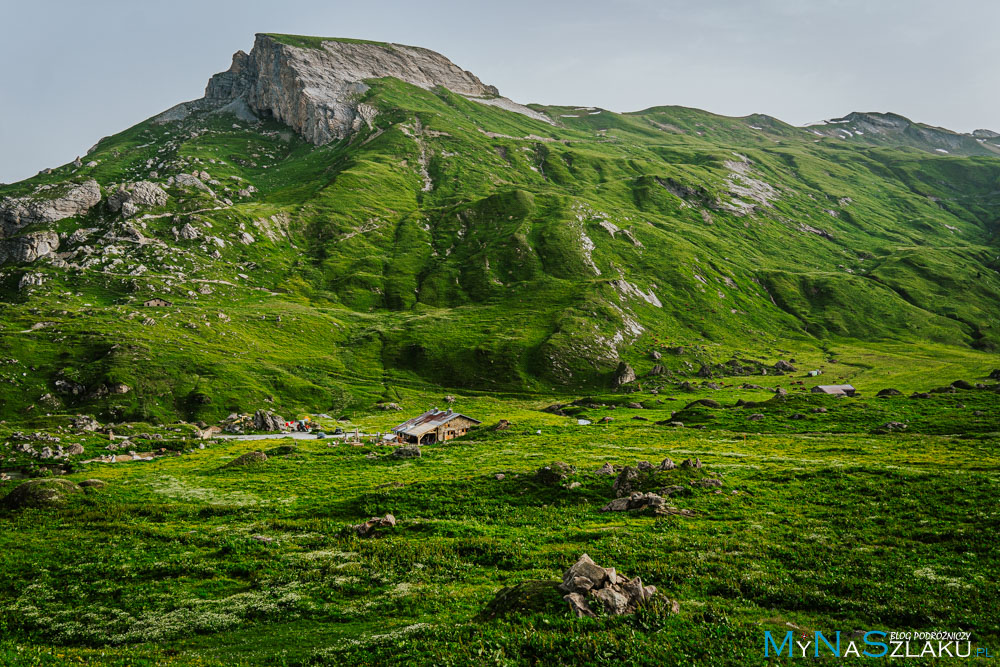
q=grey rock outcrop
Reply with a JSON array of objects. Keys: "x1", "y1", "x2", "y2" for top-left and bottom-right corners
[
  {"x1": 1, "y1": 180, "x2": 101, "y2": 236},
  {"x1": 108, "y1": 181, "x2": 168, "y2": 215},
  {"x1": 203, "y1": 34, "x2": 541, "y2": 146},
  {"x1": 0, "y1": 231, "x2": 60, "y2": 265}
]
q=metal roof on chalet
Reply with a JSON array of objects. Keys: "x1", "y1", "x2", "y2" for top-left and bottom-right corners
[
  {"x1": 391, "y1": 408, "x2": 481, "y2": 437},
  {"x1": 811, "y1": 384, "x2": 856, "y2": 394}
]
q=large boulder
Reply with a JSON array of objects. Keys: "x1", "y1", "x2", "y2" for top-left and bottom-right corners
[
  {"x1": 773, "y1": 360, "x2": 796, "y2": 372},
  {"x1": 1, "y1": 479, "x2": 81, "y2": 509},
  {"x1": 611, "y1": 362, "x2": 636, "y2": 388},
  {"x1": 252, "y1": 410, "x2": 284, "y2": 432},
  {"x1": 876, "y1": 388, "x2": 902, "y2": 397},
  {"x1": 475, "y1": 580, "x2": 564, "y2": 622}
]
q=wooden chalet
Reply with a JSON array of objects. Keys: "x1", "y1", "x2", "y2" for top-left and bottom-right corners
[{"x1": 391, "y1": 408, "x2": 481, "y2": 445}]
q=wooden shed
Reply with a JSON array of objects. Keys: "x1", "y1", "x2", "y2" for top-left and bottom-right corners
[{"x1": 391, "y1": 408, "x2": 481, "y2": 445}]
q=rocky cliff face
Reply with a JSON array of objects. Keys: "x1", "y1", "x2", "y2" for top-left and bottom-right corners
[{"x1": 204, "y1": 34, "x2": 522, "y2": 145}]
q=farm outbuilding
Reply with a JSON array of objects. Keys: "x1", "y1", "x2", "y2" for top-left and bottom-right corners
[
  {"x1": 811, "y1": 384, "x2": 856, "y2": 396},
  {"x1": 391, "y1": 408, "x2": 481, "y2": 445},
  {"x1": 143, "y1": 298, "x2": 173, "y2": 307}
]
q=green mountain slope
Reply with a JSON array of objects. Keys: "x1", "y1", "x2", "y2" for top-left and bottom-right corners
[{"x1": 1, "y1": 34, "x2": 998, "y2": 423}]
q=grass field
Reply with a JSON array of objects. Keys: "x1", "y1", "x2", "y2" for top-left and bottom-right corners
[{"x1": 1, "y1": 378, "x2": 998, "y2": 666}]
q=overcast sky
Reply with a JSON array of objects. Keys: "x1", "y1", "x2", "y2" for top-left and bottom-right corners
[{"x1": 2, "y1": 0, "x2": 997, "y2": 183}]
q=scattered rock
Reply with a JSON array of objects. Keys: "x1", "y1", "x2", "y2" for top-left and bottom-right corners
[
  {"x1": 680, "y1": 458, "x2": 702, "y2": 469},
  {"x1": 811, "y1": 407, "x2": 828, "y2": 414},
  {"x1": 493, "y1": 419, "x2": 511, "y2": 430},
  {"x1": 378, "y1": 402, "x2": 403, "y2": 411},
  {"x1": 789, "y1": 413, "x2": 806, "y2": 420},
  {"x1": 78, "y1": 479, "x2": 107, "y2": 489},
  {"x1": 392, "y1": 444, "x2": 421, "y2": 459},
  {"x1": 951, "y1": 380, "x2": 974, "y2": 390},
  {"x1": 693, "y1": 478, "x2": 723, "y2": 488},
  {"x1": 876, "y1": 388, "x2": 902, "y2": 397},
  {"x1": 613, "y1": 466, "x2": 640, "y2": 497},
  {"x1": 352, "y1": 513, "x2": 396, "y2": 538},
  {"x1": 748, "y1": 413, "x2": 765, "y2": 421},
  {"x1": 658, "y1": 458, "x2": 676, "y2": 470},
  {"x1": 70, "y1": 415, "x2": 101, "y2": 431},
  {"x1": 535, "y1": 461, "x2": 575, "y2": 485},
  {"x1": 878, "y1": 421, "x2": 908, "y2": 432},
  {"x1": 601, "y1": 492, "x2": 666, "y2": 513},
  {"x1": 636, "y1": 460, "x2": 654, "y2": 471},
  {"x1": 774, "y1": 360, "x2": 796, "y2": 372},
  {"x1": 595, "y1": 463, "x2": 615, "y2": 476},
  {"x1": 444, "y1": 395, "x2": 456, "y2": 404},
  {"x1": 64, "y1": 444, "x2": 84, "y2": 455}
]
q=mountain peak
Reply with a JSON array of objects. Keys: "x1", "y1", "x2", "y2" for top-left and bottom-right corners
[
  {"x1": 203, "y1": 33, "x2": 541, "y2": 145},
  {"x1": 802, "y1": 111, "x2": 1000, "y2": 157}
]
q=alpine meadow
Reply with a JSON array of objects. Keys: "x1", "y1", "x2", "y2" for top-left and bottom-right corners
[{"x1": 0, "y1": 32, "x2": 998, "y2": 666}]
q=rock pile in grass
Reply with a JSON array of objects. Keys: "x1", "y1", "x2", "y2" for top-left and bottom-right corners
[
  {"x1": 560, "y1": 554, "x2": 666, "y2": 618},
  {"x1": 264, "y1": 445, "x2": 297, "y2": 456}
]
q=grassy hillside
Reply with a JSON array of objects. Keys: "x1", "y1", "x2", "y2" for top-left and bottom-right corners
[{"x1": 0, "y1": 57, "x2": 998, "y2": 425}]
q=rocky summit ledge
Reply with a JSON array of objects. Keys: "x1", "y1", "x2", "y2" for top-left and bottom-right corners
[{"x1": 201, "y1": 33, "x2": 549, "y2": 146}]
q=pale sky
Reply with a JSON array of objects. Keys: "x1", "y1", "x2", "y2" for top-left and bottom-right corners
[{"x1": 2, "y1": 0, "x2": 998, "y2": 183}]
